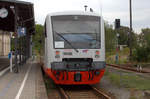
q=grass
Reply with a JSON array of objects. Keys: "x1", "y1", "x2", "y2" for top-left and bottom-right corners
[
  {"x1": 106, "y1": 48, "x2": 129, "y2": 64},
  {"x1": 104, "y1": 69, "x2": 150, "y2": 90},
  {"x1": 106, "y1": 47, "x2": 150, "y2": 66},
  {"x1": 129, "y1": 97, "x2": 137, "y2": 99}
]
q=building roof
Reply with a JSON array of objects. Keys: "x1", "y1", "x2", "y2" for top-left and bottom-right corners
[
  {"x1": 0, "y1": 0, "x2": 33, "y2": 5},
  {"x1": 0, "y1": 0, "x2": 35, "y2": 35}
]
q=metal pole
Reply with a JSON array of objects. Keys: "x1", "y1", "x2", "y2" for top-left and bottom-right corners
[
  {"x1": 30, "y1": 35, "x2": 32, "y2": 58},
  {"x1": 129, "y1": 0, "x2": 132, "y2": 60},
  {"x1": 24, "y1": 36, "x2": 26, "y2": 63},
  {"x1": 21, "y1": 37, "x2": 23, "y2": 64},
  {"x1": 10, "y1": 32, "x2": 13, "y2": 72},
  {"x1": 2, "y1": 31, "x2": 4, "y2": 56},
  {"x1": 19, "y1": 37, "x2": 21, "y2": 65},
  {"x1": 10, "y1": 52, "x2": 13, "y2": 72},
  {"x1": 14, "y1": 5, "x2": 19, "y2": 73},
  {"x1": 10, "y1": 5, "x2": 19, "y2": 73},
  {"x1": 84, "y1": 5, "x2": 88, "y2": 11}
]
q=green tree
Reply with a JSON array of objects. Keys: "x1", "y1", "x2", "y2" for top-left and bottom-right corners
[
  {"x1": 116, "y1": 26, "x2": 129, "y2": 45},
  {"x1": 105, "y1": 22, "x2": 116, "y2": 52},
  {"x1": 141, "y1": 28, "x2": 150, "y2": 46},
  {"x1": 32, "y1": 24, "x2": 44, "y2": 54},
  {"x1": 132, "y1": 28, "x2": 150, "y2": 62}
]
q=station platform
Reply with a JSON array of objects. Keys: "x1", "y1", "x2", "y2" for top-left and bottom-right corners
[
  {"x1": 0, "y1": 59, "x2": 48, "y2": 99},
  {"x1": 0, "y1": 56, "x2": 10, "y2": 71}
]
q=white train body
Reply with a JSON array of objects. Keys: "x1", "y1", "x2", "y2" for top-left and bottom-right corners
[{"x1": 43, "y1": 11, "x2": 105, "y2": 84}]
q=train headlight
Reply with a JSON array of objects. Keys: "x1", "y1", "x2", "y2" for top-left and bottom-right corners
[
  {"x1": 95, "y1": 51, "x2": 100, "y2": 58},
  {"x1": 95, "y1": 51, "x2": 100, "y2": 55},
  {"x1": 55, "y1": 51, "x2": 60, "y2": 58},
  {"x1": 56, "y1": 51, "x2": 60, "y2": 55}
]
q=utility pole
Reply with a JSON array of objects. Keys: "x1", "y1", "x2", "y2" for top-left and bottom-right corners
[
  {"x1": 129, "y1": 0, "x2": 132, "y2": 60},
  {"x1": 84, "y1": 5, "x2": 88, "y2": 11}
]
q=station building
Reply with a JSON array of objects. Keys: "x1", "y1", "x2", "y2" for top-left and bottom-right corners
[{"x1": 0, "y1": 30, "x2": 10, "y2": 56}]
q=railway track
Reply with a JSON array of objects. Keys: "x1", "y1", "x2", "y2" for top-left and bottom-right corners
[
  {"x1": 106, "y1": 64, "x2": 150, "y2": 73},
  {"x1": 58, "y1": 85, "x2": 112, "y2": 99}
]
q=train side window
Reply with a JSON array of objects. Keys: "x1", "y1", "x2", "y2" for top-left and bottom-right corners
[{"x1": 44, "y1": 22, "x2": 47, "y2": 37}]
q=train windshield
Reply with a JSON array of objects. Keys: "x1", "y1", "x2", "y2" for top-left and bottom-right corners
[{"x1": 52, "y1": 15, "x2": 101, "y2": 49}]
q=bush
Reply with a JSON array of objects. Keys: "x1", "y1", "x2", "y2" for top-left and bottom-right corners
[{"x1": 132, "y1": 46, "x2": 150, "y2": 62}]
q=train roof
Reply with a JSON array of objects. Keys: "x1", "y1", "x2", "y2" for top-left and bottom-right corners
[{"x1": 47, "y1": 11, "x2": 101, "y2": 17}]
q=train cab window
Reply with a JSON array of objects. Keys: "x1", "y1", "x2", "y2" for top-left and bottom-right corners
[{"x1": 52, "y1": 15, "x2": 101, "y2": 49}]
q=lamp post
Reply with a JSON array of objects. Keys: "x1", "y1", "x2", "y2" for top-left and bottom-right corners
[
  {"x1": 129, "y1": 0, "x2": 132, "y2": 60},
  {"x1": 10, "y1": 5, "x2": 19, "y2": 73},
  {"x1": 117, "y1": 33, "x2": 120, "y2": 47},
  {"x1": 84, "y1": 5, "x2": 88, "y2": 11},
  {"x1": 116, "y1": 33, "x2": 120, "y2": 64}
]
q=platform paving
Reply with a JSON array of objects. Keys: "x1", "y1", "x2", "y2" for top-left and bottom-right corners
[{"x1": 0, "y1": 59, "x2": 48, "y2": 99}]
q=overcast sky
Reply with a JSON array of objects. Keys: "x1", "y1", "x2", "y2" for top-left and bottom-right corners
[{"x1": 22, "y1": 0, "x2": 150, "y2": 33}]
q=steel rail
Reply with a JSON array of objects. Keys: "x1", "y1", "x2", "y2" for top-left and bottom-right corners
[
  {"x1": 58, "y1": 85, "x2": 112, "y2": 99},
  {"x1": 58, "y1": 86, "x2": 69, "y2": 99},
  {"x1": 106, "y1": 64, "x2": 150, "y2": 73},
  {"x1": 91, "y1": 86, "x2": 112, "y2": 99}
]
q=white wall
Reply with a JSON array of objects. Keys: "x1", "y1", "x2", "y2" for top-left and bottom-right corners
[{"x1": 0, "y1": 30, "x2": 10, "y2": 56}]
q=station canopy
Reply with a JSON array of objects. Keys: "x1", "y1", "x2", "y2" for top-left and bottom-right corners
[{"x1": 0, "y1": 0, "x2": 35, "y2": 35}]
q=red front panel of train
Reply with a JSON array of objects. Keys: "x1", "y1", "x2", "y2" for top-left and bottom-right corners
[{"x1": 45, "y1": 68, "x2": 105, "y2": 85}]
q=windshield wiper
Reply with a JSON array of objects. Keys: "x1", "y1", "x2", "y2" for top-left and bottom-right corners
[{"x1": 54, "y1": 31, "x2": 79, "y2": 53}]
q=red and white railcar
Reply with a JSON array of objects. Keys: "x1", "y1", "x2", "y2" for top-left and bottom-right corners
[{"x1": 42, "y1": 11, "x2": 105, "y2": 85}]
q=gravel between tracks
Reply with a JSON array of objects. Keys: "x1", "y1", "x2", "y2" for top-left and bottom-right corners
[
  {"x1": 94, "y1": 77, "x2": 130, "y2": 99},
  {"x1": 62, "y1": 85, "x2": 100, "y2": 99},
  {"x1": 95, "y1": 67, "x2": 150, "y2": 99}
]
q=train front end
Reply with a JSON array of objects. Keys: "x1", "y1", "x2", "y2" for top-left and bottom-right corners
[{"x1": 45, "y1": 12, "x2": 105, "y2": 85}]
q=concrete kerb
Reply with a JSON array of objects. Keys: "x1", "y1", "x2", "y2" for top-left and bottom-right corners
[
  {"x1": 0, "y1": 58, "x2": 32, "y2": 77},
  {"x1": 0, "y1": 64, "x2": 15, "y2": 77}
]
